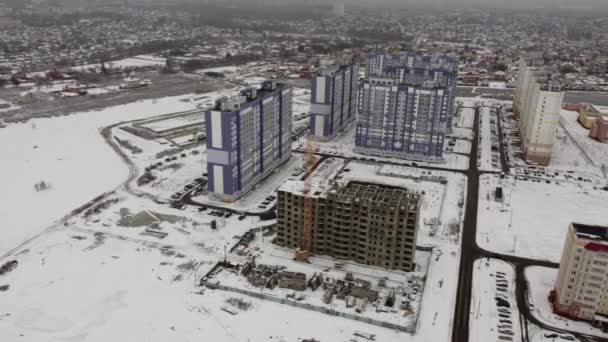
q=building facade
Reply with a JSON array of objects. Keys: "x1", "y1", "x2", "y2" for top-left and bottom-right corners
[
  {"x1": 553, "y1": 223, "x2": 608, "y2": 330},
  {"x1": 365, "y1": 53, "x2": 458, "y2": 129},
  {"x1": 205, "y1": 81, "x2": 292, "y2": 202},
  {"x1": 355, "y1": 78, "x2": 452, "y2": 161},
  {"x1": 275, "y1": 181, "x2": 421, "y2": 272},
  {"x1": 590, "y1": 116, "x2": 608, "y2": 143},
  {"x1": 310, "y1": 63, "x2": 358, "y2": 141},
  {"x1": 513, "y1": 58, "x2": 565, "y2": 166},
  {"x1": 356, "y1": 53, "x2": 458, "y2": 162},
  {"x1": 578, "y1": 104, "x2": 608, "y2": 129}
]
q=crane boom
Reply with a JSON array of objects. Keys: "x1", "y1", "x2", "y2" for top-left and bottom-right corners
[{"x1": 295, "y1": 136, "x2": 316, "y2": 262}]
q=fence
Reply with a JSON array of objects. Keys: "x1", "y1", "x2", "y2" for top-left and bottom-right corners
[{"x1": 201, "y1": 279, "x2": 414, "y2": 333}]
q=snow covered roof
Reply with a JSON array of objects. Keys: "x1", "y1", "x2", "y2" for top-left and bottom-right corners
[{"x1": 572, "y1": 223, "x2": 608, "y2": 243}]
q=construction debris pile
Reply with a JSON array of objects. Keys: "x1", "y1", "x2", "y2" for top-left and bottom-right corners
[
  {"x1": 236, "y1": 258, "x2": 422, "y2": 316},
  {"x1": 242, "y1": 259, "x2": 308, "y2": 291}
]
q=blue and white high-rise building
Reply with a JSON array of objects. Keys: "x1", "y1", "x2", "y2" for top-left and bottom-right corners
[
  {"x1": 355, "y1": 53, "x2": 458, "y2": 162},
  {"x1": 366, "y1": 53, "x2": 458, "y2": 130},
  {"x1": 310, "y1": 63, "x2": 358, "y2": 141},
  {"x1": 205, "y1": 81, "x2": 292, "y2": 202}
]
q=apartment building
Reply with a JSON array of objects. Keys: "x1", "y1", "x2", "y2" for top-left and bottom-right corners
[
  {"x1": 356, "y1": 53, "x2": 458, "y2": 162},
  {"x1": 275, "y1": 181, "x2": 421, "y2": 272},
  {"x1": 205, "y1": 81, "x2": 292, "y2": 202},
  {"x1": 310, "y1": 63, "x2": 358, "y2": 141},
  {"x1": 552, "y1": 223, "x2": 608, "y2": 331},
  {"x1": 578, "y1": 104, "x2": 608, "y2": 129},
  {"x1": 355, "y1": 78, "x2": 452, "y2": 162},
  {"x1": 365, "y1": 53, "x2": 458, "y2": 129},
  {"x1": 513, "y1": 58, "x2": 565, "y2": 165},
  {"x1": 590, "y1": 116, "x2": 608, "y2": 143}
]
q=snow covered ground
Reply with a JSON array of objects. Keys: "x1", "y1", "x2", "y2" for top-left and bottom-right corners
[
  {"x1": 478, "y1": 106, "x2": 502, "y2": 172},
  {"x1": 470, "y1": 259, "x2": 521, "y2": 342},
  {"x1": 207, "y1": 243, "x2": 431, "y2": 331},
  {"x1": 139, "y1": 113, "x2": 204, "y2": 133},
  {"x1": 192, "y1": 157, "x2": 305, "y2": 213},
  {"x1": 292, "y1": 87, "x2": 311, "y2": 117},
  {"x1": 0, "y1": 66, "x2": 474, "y2": 342},
  {"x1": 477, "y1": 174, "x2": 608, "y2": 262},
  {"x1": 0, "y1": 94, "x2": 199, "y2": 257},
  {"x1": 298, "y1": 123, "x2": 470, "y2": 170},
  {"x1": 551, "y1": 124, "x2": 599, "y2": 176},
  {"x1": 501, "y1": 108, "x2": 604, "y2": 180},
  {"x1": 528, "y1": 326, "x2": 581, "y2": 342},
  {"x1": 0, "y1": 177, "x2": 462, "y2": 342},
  {"x1": 69, "y1": 55, "x2": 166, "y2": 72},
  {"x1": 525, "y1": 266, "x2": 608, "y2": 339},
  {"x1": 196, "y1": 66, "x2": 238, "y2": 75}
]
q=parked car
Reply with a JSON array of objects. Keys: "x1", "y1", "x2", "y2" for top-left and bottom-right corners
[
  {"x1": 498, "y1": 329, "x2": 514, "y2": 336},
  {"x1": 496, "y1": 300, "x2": 510, "y2": 308},
  {"x1": 498, "y1": 307, "x2": 510, "y2": 314}
]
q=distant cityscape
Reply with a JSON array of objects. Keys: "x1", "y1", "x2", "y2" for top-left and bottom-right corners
[{"x1": 0, "y1": 1, "x2": 608, "y2": 342}]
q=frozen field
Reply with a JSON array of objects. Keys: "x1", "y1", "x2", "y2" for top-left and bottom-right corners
[
  {"x1": 292, "y1": 87, "x2": 311, "y2": 116},
  {"x1": 0, "y1": 94, "x2": 198, "y2": 256},
  {"x1": 477, "y1": 174, "x2": 608, "y2": 262},
  {"x1": 526, "y1": 266, "x2": 608, "y2": 339}
]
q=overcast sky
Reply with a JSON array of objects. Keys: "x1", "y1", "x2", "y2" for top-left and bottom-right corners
[{"x1": 341, "y1": 0, "x2": 608, "y2": 9}]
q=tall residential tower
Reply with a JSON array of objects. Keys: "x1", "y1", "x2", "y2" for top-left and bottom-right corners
[
  {"x1": 205, "y1": 81, "x2": 292, "y2": 202},
  {"x1": 513, "y1": 57, "x2": 564, "y2": 165},
  {"x1": 356, "y1": 53, "x2": 458, "y2": 162},
  {"x1": 310, "y1": 63, "x2": 358, "y2": 141}
]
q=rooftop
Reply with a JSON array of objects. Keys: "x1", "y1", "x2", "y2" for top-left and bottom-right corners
[
  {"x1": 370, "y1": 53, "x2": 459, "y2": 73},
  {"x1": 572, "y1": 223, "x2": 608, "y2": 243},
  {"x1": 328, "y1": 181, "x2": 420, "y2": 209},
  {"x1": 365, "y1": 77, "x2": 448, "y2": 90},
  {"x1": 211, "y1": 80, "x2": 288, "y2": 111},
  {"x1": 316, "y1": 64, "x2": 351, "y2": 77}
]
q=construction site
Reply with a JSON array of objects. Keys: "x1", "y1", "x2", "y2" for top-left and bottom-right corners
[
  {"x1": 200, "y1": 245, "x2": 430, "y2": 333},
  {"x1": 197, "y1": 136, "x2": 430, "y2": 333}
]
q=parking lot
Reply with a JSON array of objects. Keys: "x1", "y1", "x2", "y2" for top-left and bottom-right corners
[{"x1": 470, "y1": 259, "x2": 521, "y2": 342}]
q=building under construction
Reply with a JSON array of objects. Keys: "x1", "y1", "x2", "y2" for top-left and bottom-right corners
[{"x1": 276, "y1": 181, "x2": 422, "y2": 272}]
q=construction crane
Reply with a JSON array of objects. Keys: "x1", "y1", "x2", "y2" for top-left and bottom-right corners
[{"x1": 295, "y1": 135, "x2": 317, "y2": 262}]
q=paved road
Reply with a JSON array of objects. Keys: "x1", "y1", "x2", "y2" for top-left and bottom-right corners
[
  {"x1": 451, "y1": 106, "x2": 481, "y2": 342},
  {"x1": 449, "y1": 105, "x2": 606, "y2": 342}
]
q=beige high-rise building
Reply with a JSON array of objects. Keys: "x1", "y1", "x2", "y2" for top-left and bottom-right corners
[
  {"x1": 275, "y1": 181, "x2": 421, "y2": 272},
  {"x1": 552, "y1": 223, "x2": 608, "y2": 330},
  {"x1": 513, "y1": 58, "x2": 564, "y2": 166}
]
